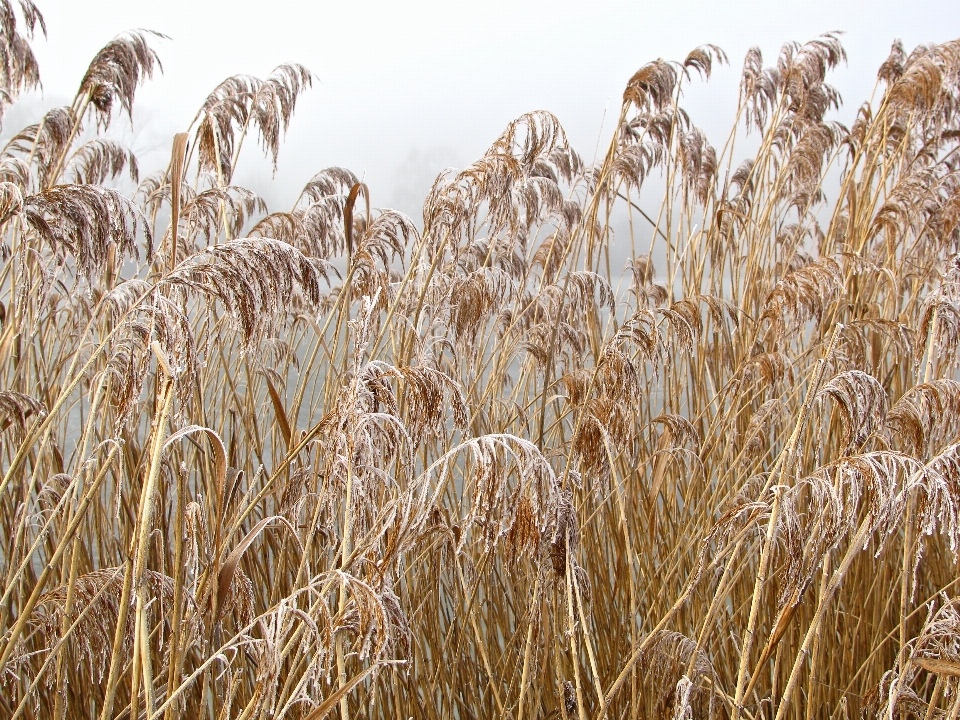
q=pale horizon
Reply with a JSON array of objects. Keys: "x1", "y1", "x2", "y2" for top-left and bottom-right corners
[{"x1": 8, "y1": 0, "x2": 959, "y2": 219}]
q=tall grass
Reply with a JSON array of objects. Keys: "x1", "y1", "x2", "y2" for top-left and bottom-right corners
[{"x1": 2, "y1": 3, "x2": 960, "y2": 717}]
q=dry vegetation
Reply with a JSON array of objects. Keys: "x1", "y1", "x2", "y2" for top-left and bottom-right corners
[{"x1": 2, "y1": 2, "x2": 960, "y2": 718}]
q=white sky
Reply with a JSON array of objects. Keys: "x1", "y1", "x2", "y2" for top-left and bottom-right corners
[{"x1": 10, "y1": 0, "x2": 960, "y2": 218}]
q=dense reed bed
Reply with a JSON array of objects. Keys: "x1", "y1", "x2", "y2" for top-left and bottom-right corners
[{"x1": 2, "y1": 3, "x2": 960, "y2": 717}]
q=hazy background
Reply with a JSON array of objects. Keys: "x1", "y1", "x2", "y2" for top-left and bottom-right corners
[{"x1": 8, "y1": 0, "x2": 960, "y2": 222}]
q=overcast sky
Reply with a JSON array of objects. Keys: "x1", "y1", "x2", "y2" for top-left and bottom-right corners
[{"x1": 10, "y1": 0, "x2": 960, "y2": 219}]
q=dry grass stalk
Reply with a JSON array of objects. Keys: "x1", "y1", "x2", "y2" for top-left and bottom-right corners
[{"x1": 1, "y1": 10, "x2": 960, "y2": 719}]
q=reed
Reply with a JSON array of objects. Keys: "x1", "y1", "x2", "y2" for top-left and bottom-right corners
[{"x1": 2, "y1": 4, "x2": 960, "y2": 717}]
